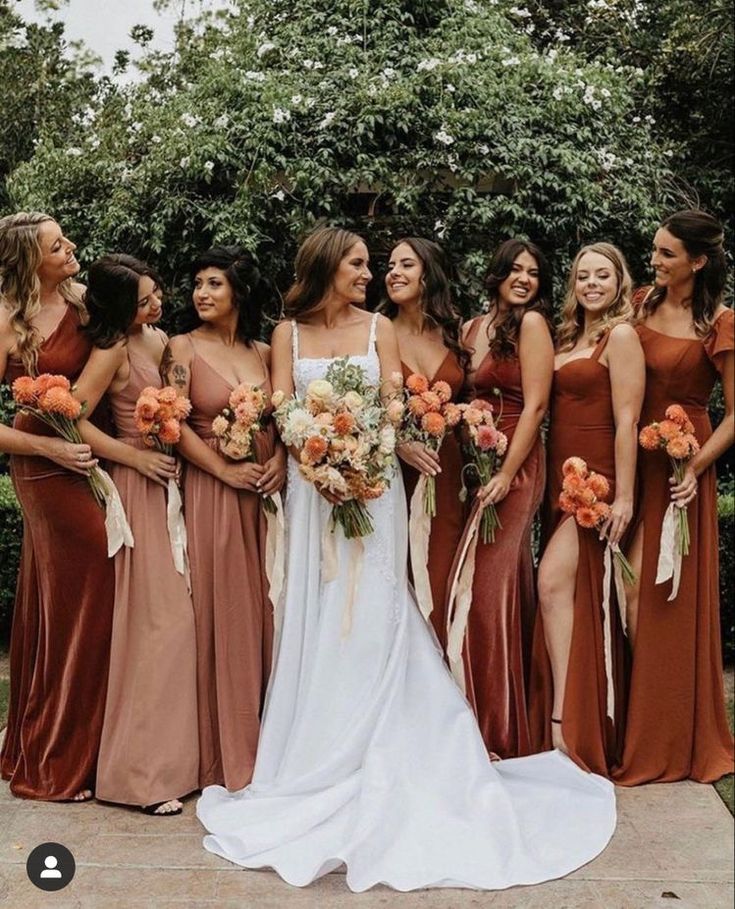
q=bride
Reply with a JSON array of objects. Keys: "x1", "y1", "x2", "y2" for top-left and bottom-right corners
[{"x1": 197, "y1": 227, "x2": 616, "y2": 892}]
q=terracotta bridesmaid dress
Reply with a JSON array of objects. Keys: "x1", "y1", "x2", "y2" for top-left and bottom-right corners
[
  {"x1": 614, "y1": 306, "x2": 734, "y2": 785},
  {"x1": 528, "y1": 332, "x2": 627, "y2": 776},
  {"x1": 181, "y1": 333, "x2": 275, "y2": 791},
  {"x1": 1, "y1": 305, "x2": 115, "y2": 799},
  {"x1": 400, "y1": 352, "x2": 466, "y2": 648},
  {"x1": 452, "y1": 316, "x2": 545, "y2": 759},
  {"x1": 95, "y1": 328, "x2": 199, "y2": 806}
]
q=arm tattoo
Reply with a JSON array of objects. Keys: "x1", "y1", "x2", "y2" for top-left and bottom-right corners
[
  {"x1": 160, "y1": 345, "x2": 174, "y2": 383},
  {"x1": 172, "y1": 364, "x2": 187, "y2": 389}
]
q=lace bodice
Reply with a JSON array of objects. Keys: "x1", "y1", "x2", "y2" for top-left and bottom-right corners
[{"x1": 291, "y1": 313, "x2": 380, "y2": 395}]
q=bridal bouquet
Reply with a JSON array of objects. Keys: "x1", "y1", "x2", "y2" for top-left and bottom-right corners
[
  {"x1": 273, "y1": 358, "x2": 400, "y2": 538},
  {"x1": 211, "y1": 382, "x2": 277, "y2": 514},
  {"x1": 399, "y1": 373, "x2": 462, "y2": 517},
  {"x1": 639, "y1": 404, "x2": 699, "y2": 600},
  {"x1": 134, "y1": 385, "x2": 192, "y2": 578},
  {"x1": 12, "y1": 373, "x2": 107, "y2": 506},
  {"x1": 458, "y1": 399, "x2": 508, "y2": 544}
]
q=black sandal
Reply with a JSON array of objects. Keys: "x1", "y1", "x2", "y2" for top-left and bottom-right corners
[{"x1": 142, "y1": 801, "x2": 183, "y2": 816}]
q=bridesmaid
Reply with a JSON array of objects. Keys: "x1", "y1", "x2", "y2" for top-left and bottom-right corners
[
  {"x1": 614, "y1": 210, "x2": 734, "y2": 785},
  {"x1": 0, "y1": 211, "x2": 113, "y2": 801},
  {"x1": 385, "y1": 237, "x2": 469, "y2": 646},
  {"x1": 452, "y1": 239, "x2": 554, "y2": 759},
  {"x1": 162, "y1": 246, "x2": 286, "y2": 791},
  {"x1": 528, "y1": 243, "x2": 645, "y2": 775},
  {"x1": 77, "y1": 254, "x2": 199, "y2": 814}
]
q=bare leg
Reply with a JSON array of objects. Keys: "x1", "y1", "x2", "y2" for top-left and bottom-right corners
[
  {"x1": 537, "y1": 518, "x2": 579, "y2": 755},
  {"x1": 623, "y1": 523, "x2": 644, "y2": 648}
]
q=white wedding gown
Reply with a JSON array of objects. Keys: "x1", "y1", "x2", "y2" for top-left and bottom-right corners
[{"x1": 197, "y1": 315, "x2": 616, "y2": 892}]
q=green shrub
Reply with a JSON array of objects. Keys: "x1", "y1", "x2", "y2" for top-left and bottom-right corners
[
  {"x1": 719, "y1": 493, "x2": 734, "y2": 664},
  {"x1": 0, "y1": 474, "x2": 21, "y2": 645}
]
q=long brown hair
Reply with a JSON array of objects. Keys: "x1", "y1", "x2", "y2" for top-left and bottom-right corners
[
  {"x1": 284, "y1": 226, "x2": 363, "y2": 320},
  {"x1": 381, "y1": 237, "x2": 470, "y2": 371},
  {"x1": 639, "y1": 209, "x2": 727, "y2": 337},
  {"x1": 556, "y1": 243, "x2": 633, "y2": 352},
  {"x1": 483, "y1": 238, "x2": 554, "y2": 359},
  {"x1": 0, "y1": 211, "x2": 86, "y2": 374}
]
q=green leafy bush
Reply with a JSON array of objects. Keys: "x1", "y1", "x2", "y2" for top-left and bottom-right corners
[
  {"x1": 0, "y1": 474, "x2": 21, "y2": 644},
  {"x1": 719, "y1": 493, "x2": 734, "y2": 664}
]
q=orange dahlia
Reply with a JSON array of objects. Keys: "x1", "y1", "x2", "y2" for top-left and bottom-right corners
[
  {"x1": 406, "y1": 373, "x2": 429, "y2": 394},
  {"x1": 588, "y1": 472, "x2": 610, "y2": 500},
  {"x1": 562, "y1": 456, "x2": 588, "y2": 478},
  {"x1": 421, "y1": 411, "x2": 446, "y2": 437},
  {"x1": 638, "y1": 424, "x2": 661, "y2": 450},
  {"x1": 334, "y1": 411, "x2": 356, "y2": 435},
  {"x1": 11, "y1": 376, "x2": 38, "y2": 405},
  {"x1": 302, "y1": 435, "x2": 328, "y2": 464},
  {"x1": 432, "y1": 380, "x2": 452, "y2": 404},
  {"x1": 38, "y1": 387, "x2": 82, "y2": 419}
]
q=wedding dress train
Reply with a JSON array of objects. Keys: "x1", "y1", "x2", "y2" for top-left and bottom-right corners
[{"x1": 197, "y1": 315, "x2": 616, "y2": 891}]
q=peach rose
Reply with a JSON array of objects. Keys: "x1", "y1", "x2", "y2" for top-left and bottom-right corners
[
  {"x1": 406, "y1": 373, "x2": 429, "y2": 395},
  {"x1": 11, "y1": 376, "x2": 38, "y2": 405},
  {"x1": 432, "y1": 380, "x2": 452, "y2": 404},
  {"x1": 386, "y1": 398, "x2": 405, "y2": 425},
  {"x1": 562, "y1": 456, "x2": 588, "y2": 478},
  {"x1": 639, "y1": 424, "x2": 661, "y2": 451},
  {"x1": 315, "y1": 412, "x2": 334, "y2": 427},
  {"x1": 421, "y1": 411, "x2": 446, "y2": 437}
]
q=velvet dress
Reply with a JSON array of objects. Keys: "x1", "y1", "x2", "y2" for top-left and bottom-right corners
[
  {"x1": 181, "y1": 333, "x2": 275, "y2": 791},
  {"x1": 528, "y1": 332, "x2": 628, "y2": 776},
  {"x1": 95, "y1": 328, "x2": 199, "y2": 806},
  {"x1": 452, "y1": 316, "x2": 545, "y2": 759},
  {"x1": 1, "y1": 304, "x2": 115, "y2": 799},
  {"x1": 399, "y1": 352, "x2": 465, "y2": 648},
  {"x1": 613, "y1": 306, "x2": 734, "y2": 784}
]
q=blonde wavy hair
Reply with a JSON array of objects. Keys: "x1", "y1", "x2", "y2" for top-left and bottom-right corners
[
  {"x1": 0, "y1": 211, "x2": 85, "y2": 375},
  {"x1": 556, "y1": 242, "x2": 633, "y2": 353}
]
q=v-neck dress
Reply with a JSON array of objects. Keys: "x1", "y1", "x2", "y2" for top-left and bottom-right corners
[
  {"x1": 528, "y1": 331, "x2": 628, "y2": 776},
  {"x1": 1, "y1": 304, "x2": 115, "y2": 799},
  {"x1": 399, "y1": 351, "x2": 466, "y2": 648},
  {"x1": 613, "y1": 304, "x2": 734, "y2": 784},
  {"x1": 181, "y1": 332, "x2": 276, "y2": 791},
  {"x1": 95, "y1": 328, "x2": 199, "y2": 806}
]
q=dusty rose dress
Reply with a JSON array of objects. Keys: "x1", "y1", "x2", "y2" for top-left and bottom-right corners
[
  {"x1": 528, "y1": 333, "x2": 627, "y2": 776},
  {"x1": 95, "y1": 328, "x2": 199, "y2": 806},
  {"x1": 400, "y1": 352, "x2": 466, "y2": 648},
  {"x1": 1, "y1": 305, "x2": 115, "y2": 799},
  {"x1": 613, "y1": 306, "x2": 734, "y2": 785},
  {"x1": 181, "y1": 333, "x2": 275, "y2": 791},
  {"x1": 452, "y1": 316, "x2": 546, "y2": 758}
]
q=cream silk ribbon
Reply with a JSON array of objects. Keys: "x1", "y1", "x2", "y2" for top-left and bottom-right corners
[
  {"x1": 321, "y1": 519, "x2": 364, "y2": 638},
  {"x1": 601, "y1": 542, "x2": 629, "y2": 721},
  {"x1": 656, "y1": 502, "x2": 684, "y2": 602},
  {"x1": 264, "y1": 492, "x2": 286, "y2": 630},
  {"x1": 166, "y1": 478, "x2": 191, "y2": 591},
  {"x1": 97, "y1": 467, "x2": 134, "y2": 557},
  {"x1": 408, "y1": 475, "x2": 434, "y2": 622},
  {"x1": 445, "y1": 506, "x2": 482, "y2": 694}
]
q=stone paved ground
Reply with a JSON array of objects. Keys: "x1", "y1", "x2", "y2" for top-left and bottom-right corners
[{"x1": 0, "y1": 778, "x2": 732, "y2": 909}]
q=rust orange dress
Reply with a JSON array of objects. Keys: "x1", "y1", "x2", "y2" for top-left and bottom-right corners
[
  {"x1": 400, "y1": 352, "x2": 465, "y2": 648},
  {"x1": 1, "y1": 305, "x2": 115, "y2": 799},
  {"x1": 452, "y1": 316, "x2": 546, "y2": 759},
  {"x1": 181, "y1": 333, "x2": 275, "y2": 791},
  {"x1": 613, "y1": 307, "x2": 734, "y2": 785},
  {"x1": 528, "y1": 332, "x2": 627, "y2": 776}
]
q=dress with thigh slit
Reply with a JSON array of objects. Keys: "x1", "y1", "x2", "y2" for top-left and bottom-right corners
[{"x1": 528, "y1": 332, "x2": 628, "y2": 776}]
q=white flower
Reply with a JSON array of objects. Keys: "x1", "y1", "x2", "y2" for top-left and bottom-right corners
[
  {"x1": 547, "y1": 48, "x2": 558, "y2": 61},
  {"x1": 303, "y1": 59, "x2": 325, "y2": 70},
  {"x1": 347, "y1": 67, "x2": 359, "y2": 79},
  {"x1": 445, "y1": 83, "x2": 456, "y2": 92},
  {"x1": 89, "y1": 136, "x2": 100, "y2": 149},
  {"x1": 151, "y1": 134, "x2": 162, "y2": 144},
  {"x1": 600, "y1": 87, "x2": 611, "y2": 98},
  {"x1": 382, "y1": 67, "x2": 397, "y2": 79},
  {"x1": 326, "y1": 25, "x2": 338, "y2": 36},
  {"x1": 632, "y1": 115, "x2": 641, "y2": 123},
  {"x1": 434, "y1": 219, "x2": 447, "y2": 240},
  {"x1": 130, "y1": 120, "x2": 143, "y2": 133},
  {"x1": 555, "y1": 29, "x2": 570, "y2": 42},
  {"x1": 290, "y1": 94, "x2": 303, "y2": 105},
  {"x1": 477, "y1": 143, "x2": 489, "y2": 155},
  {"x1": 214, "y1": 114, "x2": 229, "y2": 129},
  {"x1": 179, "y1": 156, "x2": 191, "y2": 168},
  {"x1": 66, "y1": 147, "x2": 82, "y2": 157},
  {"x1": 284, "y1": 408, "x2": 313, "y2": 440},
  {"x1": 502, "y1": 56, "x2": 521, "y2": 67},
  {"x1": 180, "y1": 113, "x2": 200, "y2": 128},
  {"x1": 319, "y1": 111, "x2": 337, "y2": 129},
  {"x1": 435, "y1": 128, "x2": 455, "y2": 146},
  {"x1": 273, "y1": 107, "x2": 291, "y2": 124},
  {"x1": 203, "y1": 160, "x2": 214, "y2": 174},
  {"x1": 417, "y1": 57, "x2": 441, "y2": 72},
  {"x1": 379, "y1": 425, "x2": 396, "y2": 455},
  {"x1": 257, "y1": 41, "x2": 276, "y2": 58},
  {"x1": 244, "y1": 70, "x2": 266, "y2": 82},
  {"x1": 596, "y1": 147, "x2": 617, "y2": 171},
  {"x1": 509, "y1": 5, "x2": 532, "y2": 17},
  {"x1": 273, "y1": 189, "x2": 286, "y2": 202},
  {"x1": 552, "y1": 85, "x2": 565, "y2": 101}
]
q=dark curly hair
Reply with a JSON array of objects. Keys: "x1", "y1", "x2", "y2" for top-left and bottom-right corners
[
  {"x1": 483, "y1": 239, "x2": 554, "y2": 359},
  {"x1": 381, "y1": 237, "x2": 470, "y2": 371},
  {"x1": 83, "y1": 253, "x2": 161, "y2": 349},
  {"x1": 639, "y1": 209, "x2": 727, "y2": 337}
]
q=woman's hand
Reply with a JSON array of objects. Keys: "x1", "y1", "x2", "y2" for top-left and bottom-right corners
[
  {"x1": 670, "y1": 464, "x2": 698, "y2": 507},
  {"x1": 396, "y1": 441, "x2": 441, "y2": 477},
  {"x1": 315, "y1": 483, "x2": 346, "y2": 506},
  {"x1": 599, "y1": 497, "x2": 633, "y2": 546},
  {"x1": 43, "y1": 438, "x2": 98, "y2": 475},
  {"x1": 258, "y1": 448, "x2": 287, "y2": 496},
  {"x1": 220, "y1": 460, "x2": 265, "y2": 493},
  {"x1": 133, "y1": 449, "x2": 178, "y2": 487},
  {"x1": 477, "y1": 472, "x2": 512, "y2": 507}
]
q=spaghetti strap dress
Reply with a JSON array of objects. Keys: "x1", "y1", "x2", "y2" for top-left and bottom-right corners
[
  {"x1": 399, "y1": 351, "x2": 466, "y2": 647},
  {"x1": 450, "y1": 315, "x2": 546, "y2": 759},
  {"x1": 95, "y1": 328, "x2": 199, "y2": 806},
  {"x1": 528, "y1": 331, "x2": 627, "y2": 776},
  {"x1": 613, "y1": 306, "x2": 734, "y2": 785},
  {"x1": 181, "y1": 332, "x2": 275, "y2": 791},
  {"x1": 1, "y1": 304, "x2": 115, "y2": 799}
]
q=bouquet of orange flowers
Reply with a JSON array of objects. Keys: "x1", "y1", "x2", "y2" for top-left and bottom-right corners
[
  {"x1": 134, "y1": 385, "x2": 191, "y2": 453},
  {"x1": 458, "y1": 399, "x2": 508, "y2": 544},
  {"x1": 399, "y1": 373, "x2": 462, "y2": 516},
  {"x1": 559, "y1": 456, "x2": 637, "y2": 584},
  {"x1": 211, "y1": 382, "x2": 277, "y2": 514},
  {"x1": 274, "y1": 358, "x2": 401, "y2": 538},
  {"x1": 12, "y1": 373, "x2": 108, "y2": 506}
]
